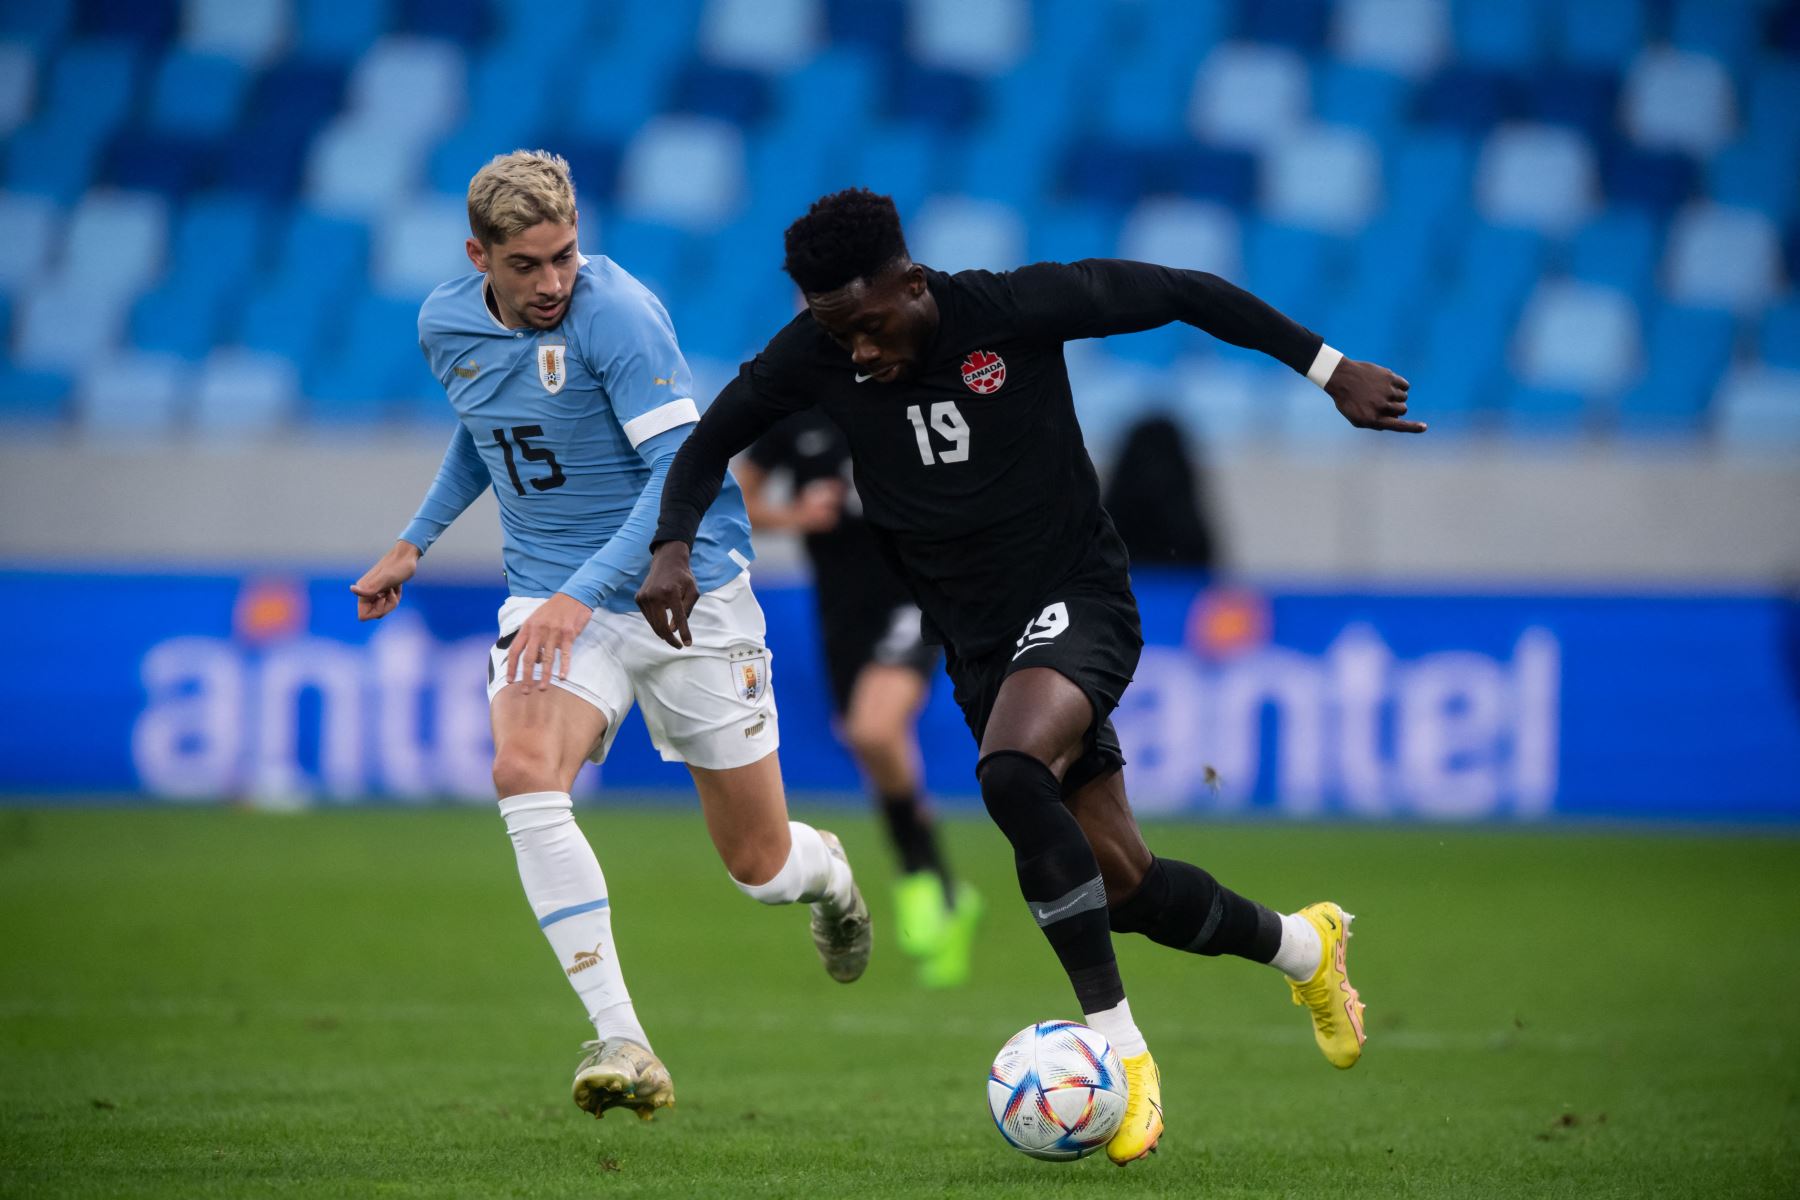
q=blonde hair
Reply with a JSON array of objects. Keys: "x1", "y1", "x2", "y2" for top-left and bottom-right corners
[{"x1": 467, "y1": 150, "x2": 577, "y2": 246}]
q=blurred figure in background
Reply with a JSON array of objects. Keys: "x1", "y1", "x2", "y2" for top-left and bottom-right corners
[
  {"x1": 736, "y1": 411, "x2": 984, "y2": 988},
  {"x1": 1102, "y1": 415, "x2": 1220, "y2": 570}
]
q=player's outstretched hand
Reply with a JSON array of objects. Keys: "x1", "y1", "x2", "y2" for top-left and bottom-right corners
[
  {"x1": 1326, "y1": 358, "x2": 1426, "y2": 434},
  {"x1": 636, "y1": 543, "x2": 700, "y2": 649},
  {"x1": 350, "y1": 541, "x2": 421, "y2": 621},
  {"x1": 507, "y1": 592, "x2": 592, "y2": 692}
]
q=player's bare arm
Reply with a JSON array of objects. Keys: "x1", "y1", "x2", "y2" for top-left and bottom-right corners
[
  {"x1": 1324, "y1": 357, "x2": 1423, "y2": 434},
  {"x1": 350, "y1": 540, "x2": 421, "y2": 621}
]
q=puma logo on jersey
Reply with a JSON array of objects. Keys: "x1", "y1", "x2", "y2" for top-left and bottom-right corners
[
  {"x1": 452, "y1": 361, "x2": 480, "y2": 379},
  {"x1": 654, "y1": 375, "x2": 676, "y2": 386}
]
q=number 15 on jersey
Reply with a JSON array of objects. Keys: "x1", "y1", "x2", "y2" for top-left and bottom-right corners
[{"x1": 905, "y1": 401, "x2": 970, "y2": 466}]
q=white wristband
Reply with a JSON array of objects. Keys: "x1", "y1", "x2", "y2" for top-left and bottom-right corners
[{"x1": 1306, "y1": 343, "x2": 1343, "y2": 389}]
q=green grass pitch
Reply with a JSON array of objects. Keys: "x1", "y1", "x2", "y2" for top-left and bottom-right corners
[{"x1": 1, "y1": 805, "x2": 1795, "y2": 1198}]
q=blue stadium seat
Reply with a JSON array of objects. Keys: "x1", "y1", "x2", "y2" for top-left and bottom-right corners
[
  {"x1": 1454, "y1": 223, "x2": 1548, "y2": 313},
  {"x1": 1313, "y1": 62, "x2": 1414, "y2": 143},
  {"x1": 271, "y1": 208, "x2": 370, "y2": 295},
  {"x1": 951, "y1": 127, "x2": 1056, "y2": 210},
  {"x1": 1322, "y1": 285, "x2": 1409, "y2": 368},
  {"x1": 170, "y1": 190, "x2": 273, "y2": 283},
  {"x1": 1331, "y1": 0, "x2": 1450, "y2": 79},
  {"x1": 0, "y1": 0, "x2": 73, "y2": 51},
  {"x1": 4, "y1": 118, "x2": 106, "y2": 204},
  {"x1": 1451, "y1": 0, "x2": 1548, "y2": 70},
  {"x1": 0, "y1": 43, "x2": 35, "y2": 137},
  {"x1": 1744, "y1": 60, "x2": 1800, "y2": 159},
  {"x1": 14, "y1": 283, "x2": 128, "y2": 373},
  {"x1": 0, "y1": 191, "x2": 63, "y2": 292},
  {"x1": 1669, "y1": 0, "x2": 1759, "y2": 72},
  {"x1": 398, "y1": 0, "x2": 488, "y2": 46},
  {"x1": 617, "y1": 115, "x2": 745, "y2": 232},
  {"x1": 1384, "y1": 130, "x2": 1474, "y2": 240},
  {"x1": 1158, "y1": 144, "x2": 1257, "y2": 211},
  {"x1": 1760, "y1": 303, "x2": 1800, "y2": 371},
  {"x1": 598, "y1": 218, "x2": 694, "y2": 300},
  {"x1": 148, "y1": 51, "x2": 250, "y2": 138},
  {"x1": 1263, "y1": 125, "x2": 1382, "y2": 234},
  {"x1": 294, "y1": 0, "x2": 393, "y2": 63},
  {"x1": 844, "y1": 123, "x2": 944, "y2": 219},
  {"x1": 568, "y1": 45, "x2": 679, "y2": 141},
  {"x1": 1551, "y1": 0, "x2": 1643, "y2": 68},
  {"x1": 60, "y1": 190, "x2": 167, "y2": 302},
  {"x1": 908, "y1": 0, "x2": 1028, "y2": 77},
  {"x1": 46, "y1": 40, "x2": 141, "y2": 139},
  {"x1": 1245, "y1": 220, "x2": 1347, "y2": 318},
  {"x1": 184, "y1": 0, "x2": 288, "y2": 65},
  {"x1": 130, "y1": 280, "x2": 225, "y2": 362},
  {"x1": 1663, "y1": 203, "x2": 1783, "y2": 315},
  {"x1": 1616, "y1": 304, "x2": 1737, "y2": 433},
  {"x1": 193, "y1": 348, "x2": 299, "y2": 434},
  {"x1": 1476, "y1": 123, "x2": 1596, "y2": 234},
  {"x1": 1188, "y1": 42, "x2": 1310, "y2": 148},
  {"x1": 1525, "y1": 65, "x2": 1618, "y2": 143},
  {"x1": 343, "y1": 37, "x2": 466, "y2": 142},
  {"x1": 699, "y1": 0, "x2": 820, "y2": 70},
  {"x1": 306, "y1": 120, "x2": 423, "y2": 219},
  {"x1": 823, "y1": 0, "x2": 904, "y2": 58},
  {"x1": 770, "y1": 48, "x2": 877, "y2": 144},
  {"x1": 1499, "y1": 383, "x2": 1589, "y2": 436},
  {"x1": 1621, "y1": 48, "x2": 1736, "y2": 158},
  {"x1": 0, "y1": 364, "x2": 72, "y2": 421},
  {"x1": 669, "y1": 61, "x2": 773, "y2": 127},
  {"x1": 1239, "y1": 0, "x2": 1330, "y2": 52},
  {"x1": 1513, "y1": 279, "x2": 1639, "y2": 396},
  {"x1": 76, "y1": 351, "x2": 189, "y2": 434},
  {"x1": 1411, "y1": 65, "x2": 1516, "y2": 134},
  {"x1": 78, "y1": 0, "x2": 176, "y2": 46},
  {"x1": 1028, "y1": 203, "x2": 1116, "y2": 266},
  {"x1": 891, "y1": 64, "x2": 985, "y2": 131},
  {"x1": 1565, "y1": 209, "x2": 1658, "y2": 299},
  {"x1": 1096, "y1": 54, "x2": 1198, "y2": 147},
  {"x1": 1715, "y1": 367, "x2": 1800, "y2": 446},
  {"x1": 235, "y1": 281, "x2": 338, "y2": 366},
  {"x1": 908, "y1": 195, "x2": 1025, "y2": 274},
  {"x1": 107, "y1": 132, "x2": 213, "y2": 197},
  {"x1": 1118, "y1": 198, "x2": 1242, "y2": 279},
  {"x1": 304, "y1": 294, "x2": 427, "y2": 422},
  {"x1": 1709, "y1": 136, "x2": 1798, "y2": 223}
]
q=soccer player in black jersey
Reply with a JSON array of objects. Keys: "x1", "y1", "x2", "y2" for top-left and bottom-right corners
[
  {"x1": 639, "y1": 189, "x2": 1422, "y2": 1164},
  {"x1": 737, "y1": 413, "x2": 984, "y2": 987}
]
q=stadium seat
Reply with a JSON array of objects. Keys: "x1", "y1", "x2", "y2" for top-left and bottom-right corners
[
  {"x1": 909, "y1": 0, "x2": 1028, "y2": 77},
  {"x1": 823, "y1": 0, "x2": 904, "y2": 57},
  {"x1": 1714, "y1": 366, "x2": 1800, "y2": 446},
  {"x1": 844, "y1": 123, "x2": 944, "y2": 219},
  {"x1": 0, "y1": 0, "x2": 73, "y2": 51},
  {"x1": 305, "y1": 293, "x2": 431, "y2": 422},
  {"x1": 1669, "y1": 0, "x2": 1760, "y2": 72},
  {"x1": 5, "y1": 115, "x2": 105, "y2": 204},
  {"x1": 1663, "y1": 203, "x2": 1784, "y2": 314},
  {"x1": 670, "y1": 61, "x2": 773, "y2": 128},
  {"x1": 148, "y1": 50, "x2": 251, "y2": 138},
  {"x1": 75, "y1": 351, "x2": 189, "y2": 433},
  {"x1": 293, "y1": 0, "x2": 392, "y2": 63},
  {"x1": 0, "y1": 364, "x2": 72, "y2": 421},
  {"x1": 1602, "y1": 144, "x2": 1699, "y2": 217},
  {"x1": 58, "y1": 191, "x2": 168, "y2": 303},
  {"x1": 306, "y1": 118, "x2": 424, "y2": 219},
  {"x1": 952, "y1": 127, "x2": 1058, "y2": 210},
  {"x1": 344, "y1": 36, "x2": 466, "y2": 141},
  {"x1": 1262, "y1": 125, "x2": 1382, "y2": 234},
  {"x1": 908, "y1": 195, "x2": 1026, "y2": 275},
  {"x1": 1616, "y1": 304, "x2": 1737, "y2": 433},
  {"x1": 597, "y1": 217, "x2": 693, "y2": 302},
  {"x1": 698, "y1": 0, "x2": 819, "y2": 70},
  {"x1": 1456, "y1": 223, "x2": 1547, "y2": 312},
  {"x1": 1709, "y1": 135, "x2": 1799, "y2": 223},
  {"x1": 1096, "y1": 52, "x2": 1200, "y2": 147},
  {"x1": 234, "y1": 281, "x2": 338, "y2": 366},
  {"x1": 1525, "y1": 65, "x2": 1618, "y2": 144},
  {"x1": 1621, "y1": 48, "x2": 1737, "y2": 157},
  {"x1": 82, "y1": 0, "x2": 178, "y2": 46},
  {"x1": 1028, "y1": 203, "x2": 1117, "y2": 268},
  {"x1": 1312, "y1": 61, "x2": 1415, "y2": 143},
  {"x1": 1451, "y1": 0, "x2": 1547, "y2": 70},
  {"x1": 1384, "y1": 130, "x2": 1474, "y2": 239},
  {"x1": 107, "y1": 130, "x2": 216, "y2": 198},
  {"x1": 373, "y1": 195, "x2": 475, "y2": 301},
  {"x1": 0, "y1": 43, "x2": 36, "y2": 137},
  {"x1": 1759, "y1": 303, "x2": 1800, "y2": 371},
  {"x1": 0, "y1": 192, "x2": 61, "y2": 293},
  {"x1": 45, "y1": 39, "x2": 141, "y2": 141},
  {"x1": 1188, "y1": 42, "x2": 1311, "y2": 149},
  {"x1": 1550, "y1": 0, "x2": 1644, "y2": 68},
  {"x1": 12, "y1": 284, "x2": 109, "y2": 377},
  {"x1": 1565, "y1": 208, "x2": 1658, "y2": 299},
  {"x1": 181, "y1": 0, "x2": 290, "y2": 65},
  {"x1": 397, "y1": 0, "x2": 487, "y2": 46},
  {"x1": 1245, "y1": 220, "x2": 1345, "y2": 320},
  {"x1": 1475, "y1": 123, "x2": 1595, "y2": 234},
  {"x1": 193, "y1": 348, "x2": 299, "y2": 434},
  {"x1": 770, "y1": 47, "x2": 878, "y2": 144},
  {"x1": 1322, "y1": 283, "x2": 1409, "y2": 367},
  {"x1": 1744, "y1": 59, "x2": 1800, "y2": 161},
  {"x1": 1331, "y1": 0, "x2": 1449, "y2": 79},
  {"x1": 617, "y1": 116, "x2": 745, "y2": 232},
  {"x1": 1117, "y1": 198, "x2": 1242, "y2": 279},
  {"x1": 1169, "y1": 355, "x2": 1264, "y2": 443},
  {"x1": 1513, "y1": 279, "x2": 1640, "y2": 396},
  {"x1": 130, "y1": 276, "x2": 227, "y2": 362}
]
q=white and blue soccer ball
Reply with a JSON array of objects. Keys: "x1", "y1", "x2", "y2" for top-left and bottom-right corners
[{"x1": 987, "y1": 1020, "x2": 1128, "y2": 1161}]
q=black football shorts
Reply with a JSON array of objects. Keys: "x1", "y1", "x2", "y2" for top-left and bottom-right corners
[{"x1": 944, "y1": 589, "x2": 1144, "y2": 795}]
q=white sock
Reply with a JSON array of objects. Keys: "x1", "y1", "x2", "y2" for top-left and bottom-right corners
[
  {"x1": 500, "y1": 792, "x2": 650, "y2": 1050},
  {"x1": 1270, "y1": 911, "x2": 1324, "y2": 982},
  {"x1": 732, "y1": 820, "x2": 853, "y2": 911},
  {"x1": 1084, "y1": 998, "x2": 1148, "y2": 1059}
]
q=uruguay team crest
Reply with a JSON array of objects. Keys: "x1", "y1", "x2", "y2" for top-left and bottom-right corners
[
  {"x1": 961, "y1": 349, "x2": 1006, "y2": 394},
  {"x1": 538, "y1": 344, "x2": 566, "y2": 394},
  {"x1": 729, "y1": 649, "x2": 770, "y2": 703}
]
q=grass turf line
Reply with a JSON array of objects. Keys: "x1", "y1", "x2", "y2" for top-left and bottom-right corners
[{"x1": 0, "y1": 806, "x2": 1795, "y2": 1198}]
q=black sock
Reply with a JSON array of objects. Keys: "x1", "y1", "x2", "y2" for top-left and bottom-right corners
[
  {"x1": 879, "y1": 790, "x2": 954, "y2": 904},
  {"x1": 978, "y1": 751, "x2": 1125, "y2": 1013},
  {"x1": 1109, "y1": 856, "x2": 1282, "y2": 963}
]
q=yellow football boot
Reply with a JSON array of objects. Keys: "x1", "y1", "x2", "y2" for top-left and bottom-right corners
[
  {"x1": 1287, "y1": 902, "x2": 1366, "y2": 1069},
  {"x1": 1105, "y1": 1050, "x2": 1164, "y2": 1165}
]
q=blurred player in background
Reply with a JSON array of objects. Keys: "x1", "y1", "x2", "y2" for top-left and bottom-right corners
[
  {"x1": 642, "y1": 188, "x2": 1422, "y2": 1165},
  {"x1": 349, "y1": 152, "x2": 871, "y2": 1124},
  {"x1": 736, "y1": 414, "x2": 983, "y2": 987}
]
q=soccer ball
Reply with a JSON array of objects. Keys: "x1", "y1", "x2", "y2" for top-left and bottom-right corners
[{"x1": 986, "y1": 1021, "x2": 1127, "y2": 1161}]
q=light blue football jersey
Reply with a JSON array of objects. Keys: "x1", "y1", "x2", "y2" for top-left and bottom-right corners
[{"x1": 398, "y1": 255, "x2": 753, "y2": 612}]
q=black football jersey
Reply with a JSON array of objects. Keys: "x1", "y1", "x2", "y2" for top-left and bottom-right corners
[{"x1": 660, "y1": 259, "x2": 1323, "y2": 656}]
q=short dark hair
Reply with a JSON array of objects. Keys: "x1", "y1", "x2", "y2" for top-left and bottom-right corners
[{"x1": 782, "y1": 188, "x2": 909, "y2": 294}]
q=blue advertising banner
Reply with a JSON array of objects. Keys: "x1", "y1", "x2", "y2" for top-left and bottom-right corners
[{"x1": 1, "y1": 568, "x2": 1795, "y2": 821}]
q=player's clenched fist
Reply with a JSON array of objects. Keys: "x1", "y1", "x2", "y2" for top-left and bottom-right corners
[
  {"x1": 636, "y1": 542, "x2": 700, "y2": 649},
  {"x1": 1325, "y1": 358, "x2": 1426, "y2": 434},
  {"x1": 350, "y1": 541, "x2": 421, "y2": 621},
  {"x1": 507, "y1": 592, "x2": 592, "y2": 692}
]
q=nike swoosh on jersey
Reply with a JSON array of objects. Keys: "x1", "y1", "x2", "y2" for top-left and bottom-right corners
[
  {"x1": 1011, "y1": 639, "x2": 1054, "y2": 662},
  {"x1": 854, "y1": 371, "x2": 876, "y2": 383}
]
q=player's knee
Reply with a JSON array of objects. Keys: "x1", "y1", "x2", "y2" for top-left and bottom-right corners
[
  {"x1": 491, "y1": 737, "x2": 563, "y2": 797},
  {"x1": 977, "y1": 750, "x2": 1062, "y2": 831},
  {"x1": 842, "y1": 714, "x2": 903, "y2": 772},
  {"x1": 724, "y1": 840, "x2": 789, "y2": 893}
]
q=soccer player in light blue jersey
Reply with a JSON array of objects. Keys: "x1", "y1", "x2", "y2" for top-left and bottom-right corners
[{"x1": 350, "y1": 151, "x2": 870, "y2": 1122}]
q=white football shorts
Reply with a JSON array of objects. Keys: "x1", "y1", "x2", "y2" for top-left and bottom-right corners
[{"x1": 486, "y1": 571, "x2": 778, "y2": 771}]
